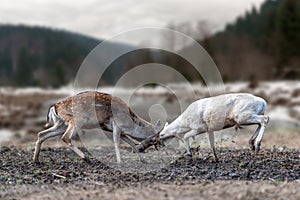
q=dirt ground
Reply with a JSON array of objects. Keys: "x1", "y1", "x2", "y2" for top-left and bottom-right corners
[{"x1": 0, "y1": 145, "x2": 299, "y2": 200}]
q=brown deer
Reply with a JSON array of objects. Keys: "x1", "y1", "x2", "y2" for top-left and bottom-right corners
[{"x1": 33, "y1": 91, "x2": 163, "y2": 163}]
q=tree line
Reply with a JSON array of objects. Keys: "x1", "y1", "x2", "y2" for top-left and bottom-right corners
[
  {"x1": 205, "y1": 0, "x2": 300, "y2": 81},
  {"x1": 0, "y1": 25, "x2": 99, "y2": 87}
]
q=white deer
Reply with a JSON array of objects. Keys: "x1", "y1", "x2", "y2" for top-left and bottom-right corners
[
  {"x1": 159, "y1": 93, "x2": 269, "y2": 162},
  {"x1": 33, "y1": 91, "x2": 163, "y2": 164}
]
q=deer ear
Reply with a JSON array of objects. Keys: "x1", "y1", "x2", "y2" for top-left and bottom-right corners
[
  {"x1": 155, "y1": 120, "x2": 168, "y2": 133},
  {"x1": 164, "y1": 122, "x2": 169, "y2": 127}
]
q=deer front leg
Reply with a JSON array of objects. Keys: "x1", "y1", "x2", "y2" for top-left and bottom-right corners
[
  {"x1": 33, "y1": 123, "x2": 67, "y2": 163},
  {"x1": 183, "y1": 130, "x2": 197, "y2": 157},
  {"x1": 120, "y1": 135, "x2": 148, "y2": 163},
  {"x1": 207, "y1": 131, "x2": 218, "y2": 162},
  {"x1": 112, "y1": 121, "x2": 121, "y2": 163},
  {"x1": 121, "y1": 135, "x2": 139, "y2": 153},
  {"x1": 123, "y1": 135, "x2": 149, "y2": 163}
]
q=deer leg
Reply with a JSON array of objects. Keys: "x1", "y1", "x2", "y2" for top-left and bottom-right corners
[
  {"x1": 112, "y1": 121, "x2": 121, "y2": 163},
  {"x1": 36, "y1": 121, "x2": 64, "y2": 139},
  {"x1": 254, "y1": 115, "x2": 269, "y2": 153},
  {"x1": 207, "y1": 131, "x2": 218, "y2": 162},
  {"x1": 235, "y1": 114, "x2": 269, "y2": 153},
  {"x1": 121, "y1": 135, "x2": 139, "y2": 153},
  {"x1": 61, "y1": 124, "x2": 86, "y2": 160},
  {"x1": 33, "y1": 123, "x2": 67, "y2": 163},
  {"x1": 249, "y1": 125, "x2": 261, "y2": 151},
  {"x1": 183, "y1": 130, "x2": 197, "y2": 157},
  {"x1": 121, "y1": 135, "x2": 149, "y2": 163}
]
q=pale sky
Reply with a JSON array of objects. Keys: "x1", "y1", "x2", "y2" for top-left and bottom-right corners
[{"x1": 0, "y1": 0, "x2": 265, "y2": 44}]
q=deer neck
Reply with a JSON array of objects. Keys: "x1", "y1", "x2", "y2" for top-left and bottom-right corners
[
  {"x1": 168, "y1": 116, "x2": 191, "y2": 135},
  {"x1": 124, "y1": 112, "x2": 155, "y2": 139}
]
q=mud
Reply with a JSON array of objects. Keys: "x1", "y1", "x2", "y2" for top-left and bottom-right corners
[{"x1": 0, "y1": 146, "x2": 299, "y2": 199}]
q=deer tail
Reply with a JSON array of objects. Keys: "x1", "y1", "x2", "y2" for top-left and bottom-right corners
[{"x1": 45, "y1": 105, "x2": 58, "y2": 128}]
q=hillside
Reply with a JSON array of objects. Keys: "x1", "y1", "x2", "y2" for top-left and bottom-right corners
[
  {"x1": 0, "y1": 25, "x2": 103, "y2": 86},
  {"x1": 203, "y1": 0, "x2": 300, "y2": 81},
  {"x1": 0, "y1": 25, "x2": 199, "y2": 87},
  {"x1": 0, "y1": 25, "x2": 177, "y2": 87},
  {"x1": 0, "y1": 25, "x2": 142, "y2": 87}
]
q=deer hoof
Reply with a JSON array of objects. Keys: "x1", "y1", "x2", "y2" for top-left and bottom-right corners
[
  {"x1": 83, "y1": 157, "x2": 92, "y2": 164},
  {"x1": 255, "y1": 147, "x2": 260, "y2": 154},
  {"x1": 183, "y1": 153, "x2": 192, "y2": 161},
  {"x1": 249, "y1": 141, "x2": 256, "y2": 152},
  {"x1": 33, "y1": 160, "x2": 42, "y2": 165}
]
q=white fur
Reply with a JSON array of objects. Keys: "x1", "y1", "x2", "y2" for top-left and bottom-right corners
[
  {"x1": 159, "y1": 93, "x2": 269, "y2": 161},
  {"x1": 46, "y1": 106, "x2": 60, "y2": 126}
]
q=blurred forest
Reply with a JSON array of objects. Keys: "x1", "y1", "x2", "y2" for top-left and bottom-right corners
[
  {"x1": 206, "y1": 0, "x2": 300, "y2": 81},
  {"x1": 0, "y1": 25, "x2": 100, "y2": 87},
  {"x1": 0, "y1": 0, "x2": 299, "y2": 87}
]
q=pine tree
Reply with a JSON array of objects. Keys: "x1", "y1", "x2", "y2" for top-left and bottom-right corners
[
  {"x1": 277, "y1": 0, "x2": 300, "y2": 64},
  {"x1": 15, "y1": 47, "x2": 33, "y2": 86}
]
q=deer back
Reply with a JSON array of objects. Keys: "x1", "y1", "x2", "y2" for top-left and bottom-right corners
[{"x1": 53, "y1": 91, "x2": 156, "y2": 137}]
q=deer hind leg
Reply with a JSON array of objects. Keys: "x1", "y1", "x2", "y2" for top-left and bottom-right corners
[
  {"x1": 61, "y1": 123, "x2": 86, "y2": 160},
  {"x1": 249, "y1": 125, "x2": 261, "y2": 151},
  {"x1": 33, "y1": 123, "x2": 67, "y2": 163},
  {"x1": 207, "y1": 132, "x2": 218, "y2": 162},
  {"x1": 235, "y1": 114, "x2": 269, "y2": 153},
  {"x1": 254, "y1": 115, "x2": 269, "y2": 153}
]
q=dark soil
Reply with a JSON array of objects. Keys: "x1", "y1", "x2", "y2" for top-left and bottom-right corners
[
  {"x1": 0, "y1": 146, "x2": 299, "y2": 187},
  {"x1": 0, "y1": 146, "x2": 299, "y2": 199}
]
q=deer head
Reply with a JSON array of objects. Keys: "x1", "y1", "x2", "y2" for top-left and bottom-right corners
[{"x1": 137, "y1": 120, "x2": 167, "y2": 152}]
